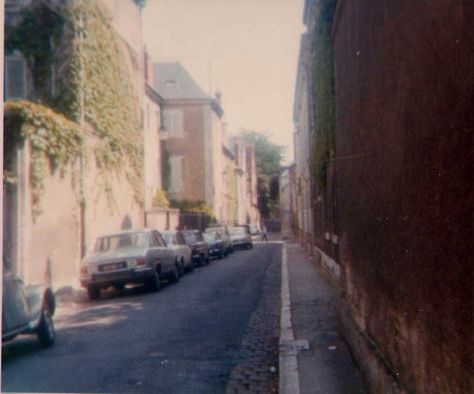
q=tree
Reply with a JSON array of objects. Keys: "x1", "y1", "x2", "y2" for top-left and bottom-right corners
[{"x1": 238, "y1": 130, "x2": 285, "y2": 218}]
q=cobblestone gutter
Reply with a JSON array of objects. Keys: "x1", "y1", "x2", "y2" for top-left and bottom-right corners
[{"x1": 226, "y1": 243, "x2": 282, "y2": 394}]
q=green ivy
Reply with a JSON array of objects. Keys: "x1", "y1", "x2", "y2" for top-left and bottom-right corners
[
  {"x1": 161, "y1": 145, "x2": 171, "y2": 191},
  {"x1": 5, "y1": 5, "x2": 64, "y2": 99},
  {"x1": 4, "y1": 100, "x2": 84, "y2": 218},
  {"x1": 169, "y1": 200, "x2": 217, "y2": 221},
  {"x1": 152, "y1": 189, "x2": 170, "y2": 208},
  {"x1": 4, "y1": 0, "x2": 144, "y2": 215},
  {"x1": 60, "y1": 0, "x2": 143, "y2": 204},
  {"x1": 311, "y1": 0, "x2": 337, "y2": 188}
]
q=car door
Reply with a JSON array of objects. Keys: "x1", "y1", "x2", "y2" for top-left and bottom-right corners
[
  {"x1": 2, "y1": 267, "x2": 30, "y2": 334},
  {"x1": 176, "y1": 231, "x2": 190, "y2": 264},
  {"x1": 152, "y1": 231, "x2": 174, "y2": 273}
]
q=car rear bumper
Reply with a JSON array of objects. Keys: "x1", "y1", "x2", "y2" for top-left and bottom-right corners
[
  {"x1": 208, "y1": 246, "x2": 223, "y2": 256},
  {"x1": 81, "y1": 267, "x2": 154, "y2": 288}
]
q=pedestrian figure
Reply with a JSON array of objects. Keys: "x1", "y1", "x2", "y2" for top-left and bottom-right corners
[{"x1": 262, "y1": 225, "x2": 268, "y2": 242}]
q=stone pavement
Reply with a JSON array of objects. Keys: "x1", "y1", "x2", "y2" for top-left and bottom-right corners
[
  {"x1": 283, "y1": 242, "x2": 367, "y2": 394},
  {"x1": 225, "y1": 242, "x2": 281, "y2": 394}
]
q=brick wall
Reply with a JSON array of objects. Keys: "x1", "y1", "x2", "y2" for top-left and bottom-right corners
[{"x1": 333, "y1": 1, "x2": 474, "y2": 392}]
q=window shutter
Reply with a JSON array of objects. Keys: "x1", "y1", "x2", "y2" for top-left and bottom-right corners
[{"x1": 170, "y1": 156, "x2": 184, "y2": 193}]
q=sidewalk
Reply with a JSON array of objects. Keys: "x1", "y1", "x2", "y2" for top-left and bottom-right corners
[{"x1": 280, "y1": 242, "x2": 366, "y2": 394}]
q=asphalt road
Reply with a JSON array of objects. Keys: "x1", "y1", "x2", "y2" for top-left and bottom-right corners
[{"x1": 1, "y1": 242, "x2": 282, "y2": 393}]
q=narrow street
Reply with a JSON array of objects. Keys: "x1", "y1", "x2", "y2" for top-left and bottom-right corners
[{"x1": 2, "y1": 243, "x2": 281, "y2": 394}]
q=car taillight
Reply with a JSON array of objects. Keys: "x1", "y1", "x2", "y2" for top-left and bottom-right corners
[
  {"x1": 80, "y1": 266, "x2": 88, "y2": 275},
  {"x1": 135, "y1": 257, "x2": 147, "y2": 266}
]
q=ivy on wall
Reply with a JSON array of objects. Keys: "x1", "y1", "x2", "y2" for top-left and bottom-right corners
[
  {"x1": 4, "y1": 0, "x2": 144, "y2": 217},
  {"x1": 4, "y1": 101, "x2": 84, "y2": 218},
  {"x1": 311, "y1": 0, "x2": 337, "y2": 188},
  {"x1": 152, "y1": 189, "x2": 170, "y2": 208},
  {"x1": 161, "y1": 144, "x2": 171, "y2": 191},
  {"x1": 60, "y1": 0, "x2": 143, "y2": 204},
  {"x1": 170, "y1": 200, "x2": 217, "y2": 221}
]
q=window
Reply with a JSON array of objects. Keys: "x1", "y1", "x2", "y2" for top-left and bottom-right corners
[
  {"x1": 5, "y1": 54, "x2": 27, "y2": 100},
  {"x1": 169, "y1": 155, "x2": 184, "y2": 194},
  {"x1": 162, "y1": 109, "x2": 184, "y2": 137}
]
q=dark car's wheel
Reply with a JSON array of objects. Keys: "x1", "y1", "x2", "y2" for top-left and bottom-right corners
[
  {"x1": 87, "y1": 285, "x2": 101, "y2": 300},
  {"x1": 179, "y1": 258, "x2": 186, "y2": 277},
  {"x1": 37, "y1": 309, "x2": 55, "y2": 347},
  {"x1": 187, "y1": 259, "x2": 194, "y2": 272},
  {"x1": 145, "y1": 271, "x2": 161, "y2": 292},
  {"x1": 169, "y1": 265, "x2": 180, "y2": 284}
]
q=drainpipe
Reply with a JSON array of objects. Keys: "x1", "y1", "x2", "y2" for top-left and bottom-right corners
[
  {"x1": 138, "y1": 1, "x2": 147, "y2": 218},
  {"x1": 78, "y1": 11, "x2": 87, "y2": 259}
]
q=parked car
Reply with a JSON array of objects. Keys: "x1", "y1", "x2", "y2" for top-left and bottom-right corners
[
  {"x1": 80, "y1": 228, "x2": 179, "y2": 300},
  {"x1": 184, "y1": 230, "x2": 210, "y2": 266},
  {"x1": 203, "y1": 230, "x2": 227, "y2": 259},
  {"x1": 229, "y1": 226, "x2": 253, "y2": 249},
  {"x1": 249, "y1": 223, "x2": 260, "y2": 235},
  {"x1": 204, "y1": 226, "x2": 233, "y2": 254},
  {"x1": 161, "y1": 230, "x2": 193, "y2": 274},
  {"x1": 2, "y1": 265, "x2": 56, "y2": 347}
]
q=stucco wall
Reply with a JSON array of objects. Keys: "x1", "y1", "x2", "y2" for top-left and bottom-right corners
[
  {"x1": 16, "y1": 136, "x2": 143, "y2": 290},
  {"x1": 333, "y1": 1, "x2": 474, "y2": 392},
  {"x1": 144, "y1": 94, "x2": 162, "y2": 208},
  {"x1": 163, "y1": 103, "x2": 206, "y2": 203}
]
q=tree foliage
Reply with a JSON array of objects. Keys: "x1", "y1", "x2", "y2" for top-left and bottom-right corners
[{"x1": 238, "y1": 130, "x2": 284, "y2": 218}]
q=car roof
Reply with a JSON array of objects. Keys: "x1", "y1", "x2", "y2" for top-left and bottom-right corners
[{"x1": 96, "y1": 228, "x2": 152, "y2": 238}]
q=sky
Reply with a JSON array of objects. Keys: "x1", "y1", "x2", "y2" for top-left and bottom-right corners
[{"x1": 142, "y1": 0, "x2": 306, "y2": 163}]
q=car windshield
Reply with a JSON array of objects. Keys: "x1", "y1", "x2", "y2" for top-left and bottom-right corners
[
  {"x1": 161, "y1": 232, "x2": 175, "y2": 246},
  {"x1": 94, "y1": 232, "x2": 149, "y2": 252},
  {"x1": 184, "y1": 231, "x2": 203, "y2": 243},
  {"x1": 206, "y1": 227, "x2": 226, "y2": 235},
  {"x1": 204, "y1": 231, "x2": 221, "y2": 241},
  {"x1": 230, "y1": 227, "x2": 247, "y2": 236}
]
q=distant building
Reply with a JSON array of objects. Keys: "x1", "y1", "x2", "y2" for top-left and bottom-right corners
[
  {"x1": 153, "y1": 62, "x2": 225, "y2": 222},
  {"x1": 293, "y1": 32, "x2": 314, "y2": 250},
  {"x1": 279, "y1": 164, "x2": 296, "y2": 239},
  {"x1": 232, "y1": 138, "x2": 260, "y2": 228},
  {"x1": 143, "y1": 51, "x2": 164, "y2": 209}
]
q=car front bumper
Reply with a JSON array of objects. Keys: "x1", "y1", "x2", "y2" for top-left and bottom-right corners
[{"x1": 81, "y1": 267, "x2": 154, "y2": 288}]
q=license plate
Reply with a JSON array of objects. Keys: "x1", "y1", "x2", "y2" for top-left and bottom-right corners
[{"x1": 99, "y1": 262, "x2": 126, "y2": 272}]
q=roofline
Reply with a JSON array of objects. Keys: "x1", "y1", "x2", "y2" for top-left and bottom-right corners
[
  {"x1": 211, "y1": 99, "x2": 224, "y2": 117},
  {"x1": 222, "y1": 144, "x2": 235, "y2": 159},
  {"x1": 303, "y1": 0, "x2": 314, "y2": 26},
  {"x1": 159, "y1": 97, "x2": 224, "y2": 117},
  {"x1": 145, "y1": 84, "x2": 164, "y2": 105}
]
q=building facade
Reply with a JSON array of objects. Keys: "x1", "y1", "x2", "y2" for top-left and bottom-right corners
[
  {"x1": 3, "y1": 0, "x2": 147, "y2": 289},
  {"x1": 153, "y1": 62, "x2": 226, "y2": 222}
]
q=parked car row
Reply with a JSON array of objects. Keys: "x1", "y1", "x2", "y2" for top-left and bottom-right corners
[
  {"x1": 1, "y1": 224, "x2": 256, "y2": 347},
  {"x1": 79, "y1": 225, "x2": 254, "y2": 301}
]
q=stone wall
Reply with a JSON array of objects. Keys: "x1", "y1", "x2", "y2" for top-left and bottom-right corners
[{"x1": 333, "y1": 1, "x2": 474, "y2": 392}]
